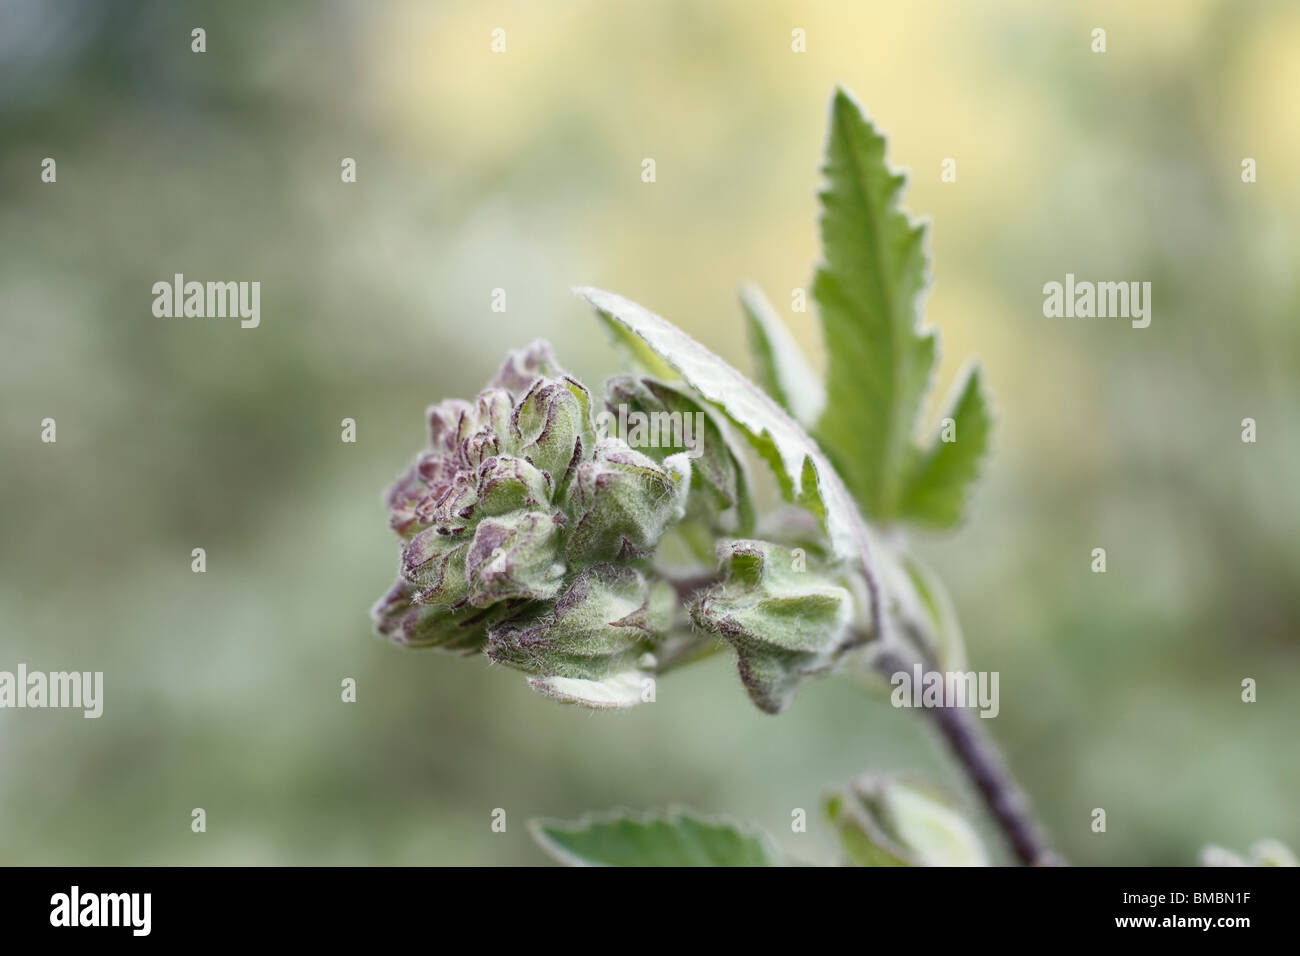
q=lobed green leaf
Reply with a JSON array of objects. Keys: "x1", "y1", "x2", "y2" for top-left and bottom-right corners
[
  {"x1": 810, "y1": 87, "x2": 992, "y2": 531},
  {"x1": 898, "y1": 364, "x2": 992, "y2": 528}
]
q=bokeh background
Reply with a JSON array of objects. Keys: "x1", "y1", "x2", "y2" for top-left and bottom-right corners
[{"x1": 1, "y1": 0, "x2": 1296, "y2": 865}]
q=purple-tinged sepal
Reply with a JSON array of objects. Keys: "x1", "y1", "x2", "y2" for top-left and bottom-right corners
[
  {"x1": 563, "y1": 440, "x2": 690, "y2": 563},
  {"x1": 486, "y1": 564, "x2": 670, "y2": 685}
]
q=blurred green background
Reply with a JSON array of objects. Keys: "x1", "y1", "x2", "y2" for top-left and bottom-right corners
[{"x1": 2, "y1": 0, "x2": 1296, "y2": 865}]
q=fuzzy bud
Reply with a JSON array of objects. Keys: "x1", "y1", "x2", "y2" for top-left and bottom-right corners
[
  {"x1": 601, "y1": 376, "x2": 749, "y2": 528},
  {"x1": 690, "y1": 538, "x2": 854, "y2": 714},
  {"x1": 487, "y1": 564, "x2": 672, "y2": 682},
  {"x1": 373, "y1": 342, "x2": 691, "y2": 698}
]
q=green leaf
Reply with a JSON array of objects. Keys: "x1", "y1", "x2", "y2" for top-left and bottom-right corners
[
  {"x1": 826, "y1": 774, "x2": 988, "y2": 867},
  {"x1": 740, "y1": 282, "x2": 824, "y2": 427},
  {"x1": 883, "y1": 779, "x2": 988, "y2": 867},
  {"x1": 600, "y1": 312, "x2": 678, "y2": 380},
  {"x1": 899, "y1": 364, "x2": 992, "y2": 527},
  {"x1": 530, "y1": 807, "x2": 782, "y2": 866},
  {"x1": 824, "y1": 792, "x2": 911, "y2": 866},
  {"x1": 812, "y1": 87, "x2": 936, "y2": 523},
  {"x1": 577, "y1": 287, "x2": 880, "y2": 590},
  {"x1": 879, "y1": 546, "x2": 967, "y2": 671}
]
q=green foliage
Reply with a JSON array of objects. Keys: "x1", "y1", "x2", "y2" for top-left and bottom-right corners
[
  {"x1": 530, "y1": 808, "x2": 782, "y2": 867},
  {"x1": 880, "y1": 546, "x2": 967, "y2": 670},
  {"x1": 580, "y1": 286, "x2": 877, "y2": 571},
  {"x1": 740, "y1": 282, "x2": 824, "y2": 427},
  {"x1": 745, "y1": 86, "x2": 992, "y2": 530},
  {"x1": 383, "y1": 86, "x2": 1011, "y2": 864},
  {"x1": 528, "y1": 771, "x2": 989, "y2": 867},
  {"x1": 825, "y1": 774, "x2": 988, "y2": 867},
  {"x1": 812, "y1": 88, "x2": 936, "y2": 523},
  {"x1": 899, "y1": 366, "x2": 993, "y2": 528}
]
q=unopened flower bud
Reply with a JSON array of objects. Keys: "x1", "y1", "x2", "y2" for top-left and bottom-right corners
[
  {"x1": 562, "y1": 440, "x2": 690, "y2": 563},
  {"x1": 486, "y1": 564, "x2": 671, "y2": 682},
  {"x1": 374, "y1": 342, "x2": 690, "y2": 689},
  {"x1": 690, "y1": 538, "x2": 854, "y2": 714},
  {"x1": 373, "y1": 580, "x2": 508, "y2": 654},
  {"x1": 602, "y1": 376, "x2": 750, "y2": 527}
]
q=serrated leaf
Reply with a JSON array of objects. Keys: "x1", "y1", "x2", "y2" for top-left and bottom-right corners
[
  {"x1": 899, "y1": 364, "x2": 992, "y2": 527},
  {"x1": 530, "y1": 807, "x2": 782, "y2": 866},
  {"x1": 812, "y1": 87, "x2": 936, "y2": 523},
  {"x1": 577, "y1": 287, "x2": 880, "y2": 598},
  {"x1": 740, "y1": 282, "x2": 825, "y2": 427}
]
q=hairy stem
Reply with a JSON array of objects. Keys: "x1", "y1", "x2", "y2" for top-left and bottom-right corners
[{"x1": 873, "y1": 647, "x2": 1058, "y2": 866}]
